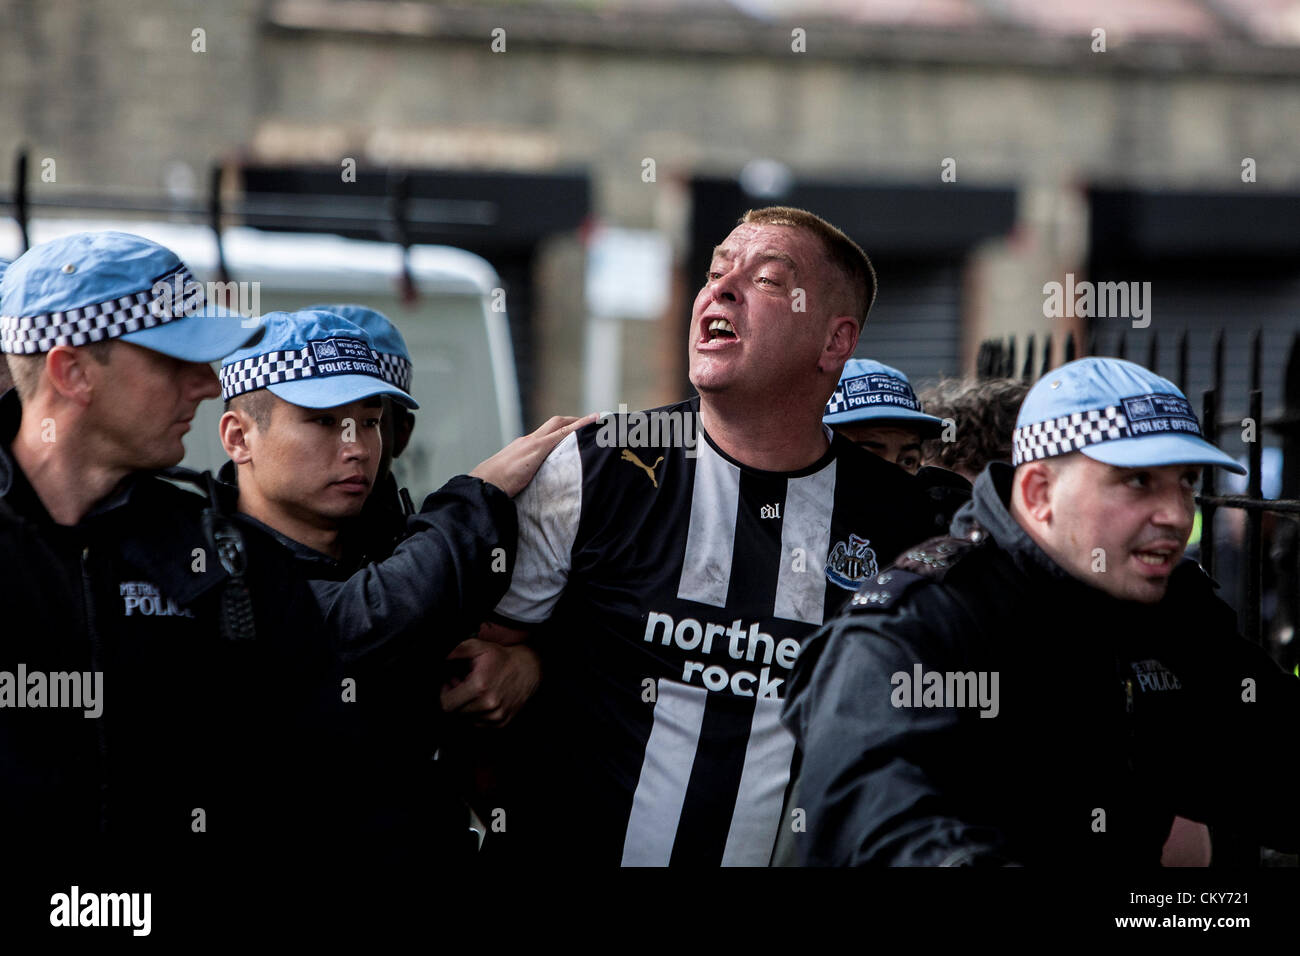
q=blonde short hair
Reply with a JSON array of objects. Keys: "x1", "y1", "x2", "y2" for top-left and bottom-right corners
[{"x1": 740, "y1": 206, "x2": 877, "y2": 326}]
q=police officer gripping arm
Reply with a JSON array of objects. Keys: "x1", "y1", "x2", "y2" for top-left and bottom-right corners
[
  {"x1": 213, "y1": 307, "x2": 589, "y2": 667},
  {"x1": 0, "y1": 232, "x2": 575, "y2": 881},
  {"x1": 212, "y1": 306, "x2": 589, "y2": 862}
]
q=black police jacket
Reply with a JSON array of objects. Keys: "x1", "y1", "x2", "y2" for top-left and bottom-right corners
[
  {"x1": 783, "y1": 461, "x2": 1300, "y2": 866},
  {"x1": 3, "y1": 386, "x2": 515, "y2": 877},
  {"x1": 0, "y1": 390, "x2": 345, "y2": 877},
  {"x1": 353, "y1": 469, "x2": 412, "y2": 563},
  {"x1": 914, "y1": 465, "x2": 973, "y2": 538},
  {"x1": 214, "y1": 459, "x2": 518, "y2": 669},
  {"x1": 214, "y1": 460, "x2": 518, "y2": 862}
]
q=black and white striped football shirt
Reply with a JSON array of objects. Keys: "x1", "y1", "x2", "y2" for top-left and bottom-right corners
[{"x1": 495, "y1": 397, "x2": 935, "y2": 866}]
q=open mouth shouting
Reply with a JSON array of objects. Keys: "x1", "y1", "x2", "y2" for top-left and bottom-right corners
[{"x1": 698, "y1": 314, "x2": 739, "y2": 349}]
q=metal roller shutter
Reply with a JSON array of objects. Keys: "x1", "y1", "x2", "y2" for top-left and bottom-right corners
[{"x1": 854, "y1": 257, "x2": 964, "y2": 391}]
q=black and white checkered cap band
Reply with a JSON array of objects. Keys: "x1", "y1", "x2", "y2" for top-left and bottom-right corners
[
  {"x1": 1014, "y1": 407, "x2": 1127, "y2": 464},
  {"x1": 376, "y1": 351, "x2": 412, "y2": 393},
  {"x1": 0, "y1": 265, "x2": 201, "y2": 355},
  {"x1": 1012, "y1": 394, "x2": 1203, "y2": 465},
  {"x1": 220, "y1": 336, "x2": 385, "y2": 400},
  {"x1": 825, "y1": 389, "x2": 853, "y2": 416}
]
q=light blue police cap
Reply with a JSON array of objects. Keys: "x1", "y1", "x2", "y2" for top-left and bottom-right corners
[
  {"x1": 306, "y1": 303, "x2": 412, "y2": 394},
  {"x1": 0, "y1": 231, "x2": 259, "y2": 362},
  {"x1": 220, "y1": 309, "x2": 419, "y2": 410},
  {"x1": 1013, "y1": 357, "x2": 1244, "y2": 474},
  {"x1": 824, "y1": 358, "x2": 945, "y2": 437}
]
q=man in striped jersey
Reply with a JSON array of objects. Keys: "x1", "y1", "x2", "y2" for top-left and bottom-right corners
[{"x1": 488, "y1": 207, "x2": 936, "y2": 865}]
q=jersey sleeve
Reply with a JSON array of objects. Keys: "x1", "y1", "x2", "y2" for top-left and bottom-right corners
[{"x1": 493, "y1": 430, "x2": 584, "y2": 627}]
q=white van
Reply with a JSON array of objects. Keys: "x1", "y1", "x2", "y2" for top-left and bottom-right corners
[{"x1": 1, "y1": 219, "x2": 523, "y2": 501}]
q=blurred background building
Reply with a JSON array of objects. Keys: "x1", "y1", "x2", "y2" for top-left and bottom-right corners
[{"x1": 4, "y1": 0, "x2": 1300, "y2": 432}]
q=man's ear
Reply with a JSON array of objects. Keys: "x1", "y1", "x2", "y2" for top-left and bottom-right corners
[
  {"x1": 44, "y1": 346, "x2": 98, "y2": 406},
  {"x1": 1015, "y1": 460, "x2": 1055, "y2": 523},
  {"x1": 820, "y1": 316, "x2": 860, "y2": 371},
  {"x1": 219, "y1": 409, "x2": 255, "y2": 465}
]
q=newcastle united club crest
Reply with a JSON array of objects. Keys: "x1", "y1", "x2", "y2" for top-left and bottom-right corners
[{"x1": 826, "y1": 533, "x2": 878, "y2": 590}]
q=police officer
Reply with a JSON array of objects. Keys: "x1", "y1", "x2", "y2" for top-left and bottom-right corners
[
  {"x1": 824, "y1": 357, "x2": 970, "y2": 533},
  {"x1": 215, "y1": 308, "x2": 419, "y2": 568},
  {"x1": 215, "y1": 307, "x2": 446, "y2": 862},
  {"x1": 0, "y1": 232, "x2": 334, "y2": 880},
  {"x1": 824, "y1": 358, "x2": 945, "y2": 474},
  {"x1": 215, "y1": 308, "x2": 591, "y2": 861},
  {"x1": 303, "y1": 302, "x2": 417, "y2": 560},
  {"x1": 215, "y1": 307, "x2": 588, "y2": 665},
  {"x1": 784, "y1": 357, "x2": 1300, "y2": 865}
]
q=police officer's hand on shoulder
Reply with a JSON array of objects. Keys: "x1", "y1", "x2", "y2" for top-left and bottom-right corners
[{"x1": 470, "y1": 413, "x2": 598, "y2": 497}]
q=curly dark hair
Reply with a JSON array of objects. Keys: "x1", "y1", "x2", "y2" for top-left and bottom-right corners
[{"x1": 918, "y1": 376, "x2": 1030, "y2": 481}]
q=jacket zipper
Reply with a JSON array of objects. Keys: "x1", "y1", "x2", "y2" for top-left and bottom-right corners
[
  {"x1": 80, "y1": 544, "x2": 111, "y2": 836},
  {"x1": 1122, "y1": 675, "x2": 1136, "y2": 773}
]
